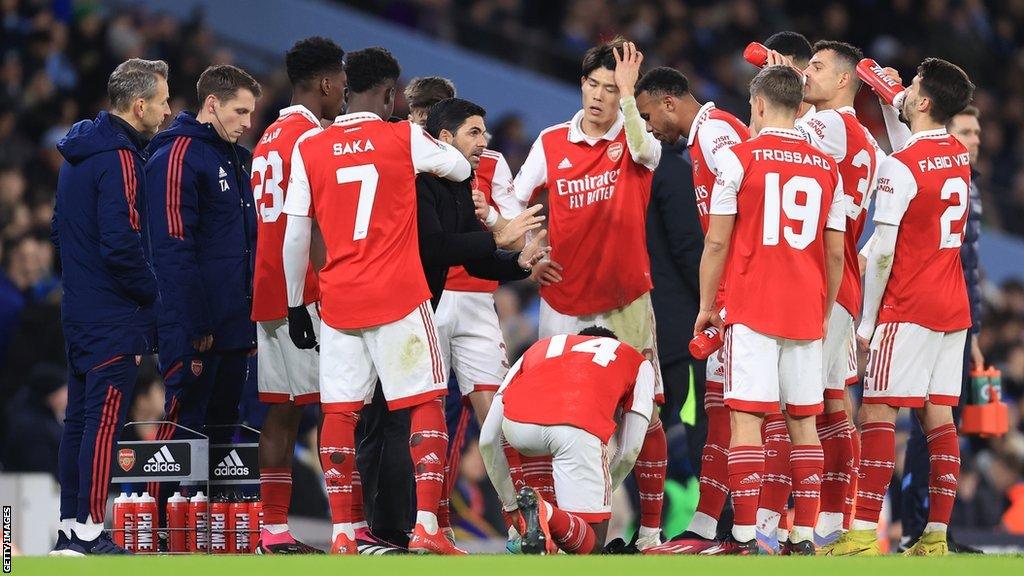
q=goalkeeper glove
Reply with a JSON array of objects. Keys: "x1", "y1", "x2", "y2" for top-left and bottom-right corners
[{"x1": 287, "y1": 305, "x2": 318, "y2": 349}]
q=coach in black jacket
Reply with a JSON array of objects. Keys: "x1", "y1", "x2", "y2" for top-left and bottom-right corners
[{"x1": 357, "y1": 98, "x2": 547, "y2": 546}]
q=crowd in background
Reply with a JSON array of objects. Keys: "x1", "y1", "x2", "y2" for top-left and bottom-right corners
[{"x1": 1, "y1": 0, "x2": 1022, "y2": 539}]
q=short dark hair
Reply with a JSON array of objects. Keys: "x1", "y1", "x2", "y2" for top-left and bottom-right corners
[
  {"x1": 578, "y1": 326, "x2": 618, "y2": 340},
  {"x1": 811, "y1": 40, "x2": 862, "y2": 71},
  {"x1": 196, "y1": 64, "x2": 262, "y2": 104},
  {"x1": 750, "y1": 65, "x2": 804, "y2": 112},
  {"x1": 425, "y1": 98, "x2": 486, "y2": 139},
  {"x1": 636, "y1": 67, "x2": 690, "y2": 98},
  {"x1": 345, "y1": 47, "x2": 401, "y2": 94},
  {"x1": 285, "y1": 36, "x2": 345, "y2": 88},
  {"x1": 405, "y1": 76, "x2": 456, "y2": 111},
  {"x1": 764, "y1": 31, "x2": 813, "y2": 64},
  {"x1": 918, "y1": 58, "x2": 975, "y2": 123},
  {"x1": 108, "y1": 58, "x2": 168, "y2": 111},
  {"x1": 582, "y1": 36, "x2": 627, "y2": 78}
]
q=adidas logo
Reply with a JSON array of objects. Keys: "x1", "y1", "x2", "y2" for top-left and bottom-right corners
[
  {"x1": 740, "y1": 473, "x2": 761, "y2": 485},
  {"x1": 557, "y1": 157, "x2": 573, "y2": 170},
  {"x1": 937, "y1": 473, "x2": 957, "y2": 484},
  {"x1": 219, "y1": 166, "x2": 228, "y2": 178},
  {"x1": 214, "y1": 449, "x2": 250, "y2": 477},
  {"x1": 324, "y1": 469, "x2": 344, "y2": 478},
  {"x1": 418, "y1": 452, "x2": 441, "y2": 465},
  {"x1": 801, "y1": 474, "x2": 822, "y2": 485},
  {"x1": 143, "y1": 445, "x2": 181, "y2": 473}
]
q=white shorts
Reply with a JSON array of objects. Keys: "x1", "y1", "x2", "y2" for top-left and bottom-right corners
[
  {"x1": 823, "y1": 306, "x2": 859, "y2": 400},
  {"x1": 435, "y1": 290, "x2": 509, "y2": 396},
  {"x1": 256, "y1": 303, "x2": 321, "y2": 405},
  {"x1": 501, "y1": 419, "x2": 611, "y2": 522},
  {"x1": 539, "y1": 292, "x2": 664, "y2": 403},
  {"x1": 723, "y1": 323, "x2": 824, "y2": 417},
  {"x1": 864, "y1": 323, "x2": 966, "y2": 408},
  {"x1": 319, "y1": 301, "x2": 448, "y2": 412}
]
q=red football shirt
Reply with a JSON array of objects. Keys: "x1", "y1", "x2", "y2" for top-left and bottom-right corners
[
  {"x1": 501, "y1": 334, "x2": 655, "y2": 443},
  {"x1": 445, "y1": 149, "x2": 514, "y2": 293},
  {"x1": 709, "y1": 128, "x2": 846, "y2": 340},
  {"x1": 872, "y1": 129, "x2": 971, "y2": 331},
  {"x1": 250, "y1": 105, "x2": 322, "y2": 321},
  {"x1": 688, "y1": 102, "x2": 750, "y2": 233},
  {"x1": 283, "y1": 112, "x2": 469, "y2": 329},
  {"x1": 513, "y1": 110, "x2": 660, "y2": 316}
]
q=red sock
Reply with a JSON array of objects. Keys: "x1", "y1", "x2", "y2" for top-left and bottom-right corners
[
  {"x1": 853, "y1": 421, "x2": 895, "y2": 524},
  {"x1": 320, "y1": 411, "x2": 358, "y2": 524},
  {"x1": 696, "y1": 388, "x2": 730, "y2": 521},
  {"x1": 926, "y1": 423, "x2": 960, "y2": 525},
  {"x1": 547, "y1": 505, "x2": 597, "y2": 554},
  {"x1": 259, "y1": 466, "x2": 292, "y2": 526},
  {"x1": 635, "y1": 420, "x2": 667, "y2": 530},
  {"x1": 502, "y1": 438, "x2": 525, "y2": 490},
  {"x1": 521, "y1": 455, "x2": 557, "y2": 506},
  {"x1": 409, "y1": 398, "x2": 448, "y2": 516},
  {"x1": 817, "y1": 411, "x2": 853, "y2": 515},
  {"x1": 844, "y1": 424, "x2": 860, "y2": 530},
  {"x1": 759, "y1": 413, "x2": 792, "y2": 518},
  {"x1": 728, "y1": 445, "x2": 765, "y2": 528},
  {"x1": 439, "y1": 404, "x2": 472, "y2": 529},
  {"x1": 790, "y1": 444, "x2": 824, "y2": 529},
  {"x1": 351, "y1": 468, "x2": 365, "y2": 524}
]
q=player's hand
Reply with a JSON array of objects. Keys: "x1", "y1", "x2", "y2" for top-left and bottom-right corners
[
  {"x1": 878, "y1": 67, "x2": 904, "y2": 105},
  {"x1": 765, "y1": 49, "x2": 805, "y2": 78},
  {"x1": 613, "y1": 41, "x2": 643, "y2": 98},
  {"x1": 495, "y1": 204, "x2": 544, "y2": 249},
  {"x1": 531, "y1": 258, "x2": 563, "y2": 286},
  {"x1": 970, "y1": 334, "x2": 985, "y2": 371},
  {"x1": 191, "y1": 334, "x2": 213, "y2": 353},
  {"x1": 287, "y1": 305, "x2": 318, "y2": 349},
  {"x1": 472, "y1": 189, "x2": 490, "y2": 221},
  {"x1": 517, "y1": 229, "x2": 551, "y2": 270},
  {"x1": 856, "y1": 334, "x2": 870, "y2": 354},
  {"x1": 693, "y1": 308, "x2": 722, "y2": 336}
]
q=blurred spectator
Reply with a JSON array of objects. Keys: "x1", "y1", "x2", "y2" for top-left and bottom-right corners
[{"x1": 1, "y1": 363, "x2": 66, "y2": 476}]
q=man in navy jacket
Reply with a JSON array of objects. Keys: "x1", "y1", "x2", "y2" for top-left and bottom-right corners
[
  {"x1": 51, "y1": 58, "x2": 170, "y2": 555},
  {"x1": 144, "y1": 65, "x2": 260, "y2": 506}
]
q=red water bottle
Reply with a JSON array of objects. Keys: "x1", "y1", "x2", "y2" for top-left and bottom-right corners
[
  {"x1": 112, "y1": 492, "x2": 135, "y2": 551},
  {"x1": 166, "y1": 491, "x2": 188, "y2": 552},
  {"x1": 230, "y1": 498, "x2": 252, "y2": 553},
  {"x1": 188, "y1": 491, "x2": 209, "y2": 553},
  {"x1": 210, "y1": 495, "x2": 230, "y2": 554},
  {"x1": 248, "y1": 497, "x2": 263, "y2": 550},
  {"x1": 743, "y1": 42, "x2": 768, "y2": 68},
  {"x1": 689, "y1": 326, "x2": 724, "y2": 360},
  {"x1": 857, "y1": 58, "x2": 906, "y2": 106},
  {"x1": 134, "y1": 492, "x2": 158, "y2": 553}
]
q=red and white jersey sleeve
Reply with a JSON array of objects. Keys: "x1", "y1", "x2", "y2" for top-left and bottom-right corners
[
  {"x1": 688, "y1": 103, "x2": 750, "y2": 232},
  {"x1": 512, "y1": 129, "x2": 555, "y2": 206},
  {"x1": 410, "y1": 122, "x2": 472, "y2": 179},
  {"x1": 446, "y1": 149, "x2": 511, "y2": 292},
  {"x1": 251, "y1": 106, "x2": 322, "y2": 321},
  {"x1": 874, "y1": 130, "x2": 971, "y2": 331}
]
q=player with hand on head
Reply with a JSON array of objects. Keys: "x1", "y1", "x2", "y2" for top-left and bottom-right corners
[
  {"x1": 822, "y1": 58, "x2": 976, "y2": 557},
  {"x1": 695, "y1": 65, "x2": 845, "y2": 555},
  {"x1": 633, "y1": 65, "x2": 749, "y2": 553},
  {"x1": 249, "y1": 36, "x2": 346, "y2": 555},
  {"x1": 281, "y1": 46, "x2": 471, "y2": 555},
  {"x1": 479, "y1": 327, "x2": 656, "y2": 555},
  {"x1": 760, "y1": 32, "x2": 816, "y2": 121},
  {"x1": 510, "y1": 38, "x2": 667, "y2": 550}
]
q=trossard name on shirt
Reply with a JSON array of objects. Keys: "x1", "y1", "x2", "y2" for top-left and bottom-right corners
[
  {"x1": 555, "y1": 168, "x2": 619, "y2": 209},
  {"x1": 751, "y1": 148, "x2": 832, "y2": 169}
]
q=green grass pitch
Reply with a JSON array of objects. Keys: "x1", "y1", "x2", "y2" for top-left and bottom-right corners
[{"x1": 11, "y1": 555, "x2": 1024, "y2": 576}]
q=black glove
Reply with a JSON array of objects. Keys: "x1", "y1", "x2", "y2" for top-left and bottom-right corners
[{"x1": 287, "y1": 305, "x2": 318, "y2": 349}]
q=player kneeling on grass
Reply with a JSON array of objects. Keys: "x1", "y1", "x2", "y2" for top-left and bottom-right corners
[{"x1": 479, "y1": 327, "x2": 655, "y2": 554}]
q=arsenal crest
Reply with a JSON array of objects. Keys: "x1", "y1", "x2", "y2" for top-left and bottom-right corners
[
  {"x1": 118, "y1": 448, "x2": 136, "y2": 472},
  {"x1": 191, "y1": 359, "x2": 204, "y2": 377},
  {"x1": 607, "y1": 142, "x2": 624, "y2": 162}
]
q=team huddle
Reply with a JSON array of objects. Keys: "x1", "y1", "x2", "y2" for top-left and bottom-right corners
[{"x1": 50, "y1": 27, "x2": 976, "y2": 558}]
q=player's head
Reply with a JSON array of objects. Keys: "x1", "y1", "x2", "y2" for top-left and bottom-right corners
[
  {"x1": 748, "y1": 65, "x2": 804, "y2": 134},
  {"x1": 196, "y1": 64, "x2": 262, "y2": 143},
  {"x1": 803, "y1": 40, "x2": 862, "y2": 106},
  {"x1": 764, "y1": 31, "x2": 813, "y2": 69},
  {"x1": 285, "y1": 36, "x2": 347, "y2": 120},
  {"x1": 580, "y1": 37, "x2": 628, "y2": 128},
  {"x1": 948, "y1": 104, "x2": 981, "y2": 164},
  {"x1": 345, "y1": 47, "x2": 402, "y2": 119},
  {"x1": 107, "y1": 58, "x2": 171, "y2": 137},
  {"x1": 405, "y1": 76, "x2": 456, "y2": 126},
  {"x1": 635, "y1": 67, "x2": 691, "y2": 144},
  {"x1": 425, "y1": 97, "x2": 487, "y2": 169},
  {"x1": 902, "y1": 58, "x2": 975, "y2": 127},
  {"x1": 578, "y1": 326, "x2": 618, "y2": 340}
]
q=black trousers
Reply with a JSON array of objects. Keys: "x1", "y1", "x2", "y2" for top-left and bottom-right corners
[
  {"x1": 355, "y1": 385, "x2": 415, "y2": 541},
  {"x1": 660, "y1": 356, "x2": 707, "y2": 476}
]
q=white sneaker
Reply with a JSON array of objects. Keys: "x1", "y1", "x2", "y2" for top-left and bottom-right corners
[{"x1": 636, "y1": 532, "x2": 663, "y2": 551}]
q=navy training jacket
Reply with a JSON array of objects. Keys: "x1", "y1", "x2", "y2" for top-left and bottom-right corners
[
  {"x1": 52, "y1": 111, "x2": 158, "y2": 366},
  {"x1": 145, "y1": 111, "x2": 257, "y2": 354}
]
